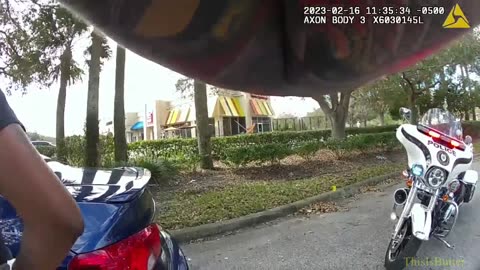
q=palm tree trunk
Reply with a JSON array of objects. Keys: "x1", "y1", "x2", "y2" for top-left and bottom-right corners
[
  {"x1": 194, "y1": 80, "x2": 214, "y2": 169},
  {"x1": 114, "y1": 45, "x2": 128, "y2": 163},
  {"x1": 56, "y1": 47, "x2": 71, "y2": 162},
  {"x1": 85, "y1": 30, "x2": 102, "y2": 167}
]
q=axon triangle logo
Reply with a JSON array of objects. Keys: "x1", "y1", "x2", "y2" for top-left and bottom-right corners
[{"x1": 442, "y1": 4, "x2": 470, "y2": 29}]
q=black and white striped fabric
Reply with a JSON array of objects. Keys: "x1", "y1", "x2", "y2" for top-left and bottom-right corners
[{"x1": 46, "y1": 161, "x2": 151, "y2": 203}]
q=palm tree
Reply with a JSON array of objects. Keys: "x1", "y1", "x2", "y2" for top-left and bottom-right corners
[
  {"x1": 85, "y1": 29, "x2": 111, "y2": 167},
  {"x1": 0, "y1": 3, "x2": 87, "y2": 162},
  {"x1": 113, "y1": 45, "x2": 127, "y2": 163},
  {"x1": 193, "y1": 80, "x2": 214, "y2": 169}
]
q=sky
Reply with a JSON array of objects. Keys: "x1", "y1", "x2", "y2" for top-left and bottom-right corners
[{"x1": 5, "y1": 39, "x2": 319, "y2": 137}]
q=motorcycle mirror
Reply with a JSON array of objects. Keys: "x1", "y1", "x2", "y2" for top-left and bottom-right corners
[
  {"x1": 465, "y1": 135, "x2": 473, "y2": 145},
  {"x1": 399, "y1": 107, "x2": 411, "y2": 122},
  {"x1": 399, "y1": 107, "x2": 411, "y2": 115}
]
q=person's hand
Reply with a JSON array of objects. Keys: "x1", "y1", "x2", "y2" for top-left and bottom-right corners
[{"x1": 0, "y1": 124, "x2": 84, "y2": 270}]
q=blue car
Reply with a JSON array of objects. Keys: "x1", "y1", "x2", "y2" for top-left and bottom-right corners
[{"x1": 0, "y1": 155, "x2": 189, "y2": 270}]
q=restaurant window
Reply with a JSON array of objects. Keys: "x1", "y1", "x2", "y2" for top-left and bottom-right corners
[
  {"x1": 222, "y1": 117, "x2": 246, "y2": 136},
  {"x1": 222, "y1": 117, "x2": 231, "y2": 136},
  {"x1": 177, "y1": 128, "x2": 193, "y2": 138},
  {"x1": 253, "y1": 117, "x2": 272, "y2": 133}
]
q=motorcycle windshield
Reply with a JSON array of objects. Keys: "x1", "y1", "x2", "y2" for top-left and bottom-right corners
[{"x1": 419, "y1": 108, "x2": 462, "y2": 139}]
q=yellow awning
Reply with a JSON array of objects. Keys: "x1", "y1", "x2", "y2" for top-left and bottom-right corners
[
  {"x1": 250, "y1": 99, "x2": 274, "y2": 116},
  {"x1": 257, "y1": 99, "x2": 269, "y2": 115},
  {"x1": 262, "y1": 100, "x2": 274, "y2": 116},
  {"x1": 232, "y1": 97, "x2": 245, "y2": 117},
  {"x1": 166, "y1": 110, "x2": 174, "y2": 125},
  {"x1": 207, "y1": 97, "x2": 217, "y2": 117},
  {"x1": 225, "y1": 97, "x2": 239, "y2": 117},
  {"x1": 219, "y1": 97, "x2": 233, "y2": 116},
  {"x1": 250, "y1": 99, "x2": 261, "y2": 116},
  {"x1": 177, "y1": 108, "x2": 190, "y2": 123},
  {"x1": 171, "y1": 109, "x2": 180, "y2": 124}
]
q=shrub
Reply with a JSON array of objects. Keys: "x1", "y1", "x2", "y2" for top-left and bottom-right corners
[
  {"x1": 324, "y1": 132, "x2": 398, "y2": 158},
  {"x1": 64, "y1": 122, "x2": 453, "y2": 170},
  {"x1": 171, "y1": 154, "x2": 201, "y2": 172},
  {"x1": 128, "y1": 157, "x2": 178, "y2": 185},
  {"x1": 222, "y1": 143, "x2": 293, "y2": 167},
  {"x1": 64, "y1": 135, "x2": 85, "y2": 166},
  {"x1": 64, "y1": 135, "x2": 115, "y2": 167},
  {"x1": 129, "y1": 139, "x2": 198, "y2": 160},
  {"x1": 254, "y1": 143, "x2": 292, "y2": 165},
  {"x1": 346, "y1": 125, "x2": 398, "y2": 135},
  {"x1": 36, "y1": 145, "x2": 56, "y2": 157},
  {"x1": 212, "y1": 131, "x2": 326, "y2": 161},
  {"x1": 223, "y1": 147, "x2": 255, "y2": 167},
  {"x1": 294, "y1": 141, "x2": 322, "y2": 161}
]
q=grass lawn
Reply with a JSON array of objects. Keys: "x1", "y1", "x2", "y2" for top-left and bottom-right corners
[
  {"x1": 156, "y1": 163, "x2": 404, "y2": 230},
  {"x1": 473, "y1": 141, "x2": 480, "y2": 151}
]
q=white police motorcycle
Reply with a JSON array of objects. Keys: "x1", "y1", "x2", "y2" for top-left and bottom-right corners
[{"x1": 384, "y1": 108, "x2": 477, "y2": 270}]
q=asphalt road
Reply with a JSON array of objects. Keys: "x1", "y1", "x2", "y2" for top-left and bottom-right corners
[{"x1": 183, "y1": 161, "x2": 480, "y2": 270}]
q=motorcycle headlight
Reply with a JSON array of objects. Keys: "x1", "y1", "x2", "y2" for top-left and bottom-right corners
[{"x1": 425, "y1": 167, "x2": 447, "y2": 188}]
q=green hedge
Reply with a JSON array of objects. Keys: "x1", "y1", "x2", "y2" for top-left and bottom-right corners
[
  {"x1": 346, "y1": 125, "x2": 399, "y2": 135},
  {"x1": 62, "y1": 131, "x2": 399, "y2": 168},
  {"x1": 63, "y1": 135, "x2": 115, "y2": 167},
  {"x1": 61, "y1": 121, "x2": 480, "y2": 169}
]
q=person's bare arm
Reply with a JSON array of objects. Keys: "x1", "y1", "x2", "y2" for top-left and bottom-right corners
[
  {"x1": 0, "y1": 91, "x2": 84, "y2": 269},
  {"x1": 0, "y1": 124, "x2": 84, "y2": 270}
]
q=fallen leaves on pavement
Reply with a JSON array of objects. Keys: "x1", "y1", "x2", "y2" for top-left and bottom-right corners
[{"x1": 297, "y1": 201, "x2": 340, "y2": 216}]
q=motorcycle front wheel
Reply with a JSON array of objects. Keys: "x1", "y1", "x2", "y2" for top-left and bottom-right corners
[{"x1": 384, "y1": 219, "x2": 422, "y2": 270}]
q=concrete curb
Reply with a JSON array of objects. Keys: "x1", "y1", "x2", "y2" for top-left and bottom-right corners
[{"x1": 170, "y1": 171, "x2": 401, "y2": 243}]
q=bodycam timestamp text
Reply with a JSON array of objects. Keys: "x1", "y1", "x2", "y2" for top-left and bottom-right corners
[
  {"x1": 302, "y1": 5, "x2": 444, "y2": 25},
  {"x1": 303, "y1": 14, "x2": 424, "y2": 25}
]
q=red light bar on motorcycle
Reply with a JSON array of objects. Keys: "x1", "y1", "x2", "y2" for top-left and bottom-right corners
[
  {"x1": 428, "y1": 131, "x2": 441, "y2": 138},
  {"x1": 451, "y1": 140, "x2": 460, "y2": 147},
  {"x1": 417, "y1": 125, "x2": 466, "y2": 151}
]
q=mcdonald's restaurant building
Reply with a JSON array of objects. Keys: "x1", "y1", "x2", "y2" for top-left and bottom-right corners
[{"x1": 143, "y1": 91, "x2": 275, "y2": 140}]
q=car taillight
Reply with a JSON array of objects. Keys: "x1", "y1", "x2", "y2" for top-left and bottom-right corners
[{"x1": 69, "y1": 224, "x2": 162, "y2": 270}]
